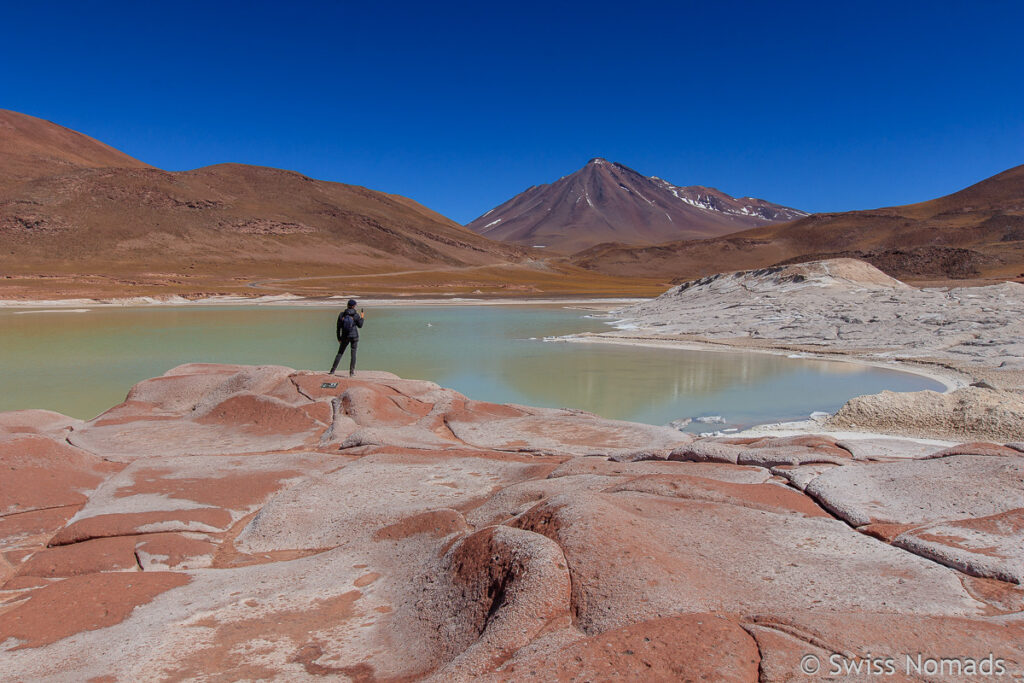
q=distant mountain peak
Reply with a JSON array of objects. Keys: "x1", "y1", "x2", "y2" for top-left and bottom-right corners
[
  {"x1": 569, "y1": 162, "x2": 1024, "y2": 284},
  {"x1": 467, "y1": 159, "x2": 806, "y2": 253}
]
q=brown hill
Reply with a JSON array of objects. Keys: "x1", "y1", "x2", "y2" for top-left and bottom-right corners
[
  {"x1": 3, "y1": 111, "x2": 647, "y2": 299},
  {"x1": 0, "y1": 110, "x2": 151, "y2": 185},
  {"x1": 573, "y1": 164, "x2": 1024, "y2": 283},
  {"x1": 2, "y1": 162, "x2": 520, "y2": 267},
  {"x1": 466, "y1": 158, "x2": 805, "y2": 253}
]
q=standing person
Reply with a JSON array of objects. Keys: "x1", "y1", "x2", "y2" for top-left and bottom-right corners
[{"x1": 330, "y1": 299, "x2": 365, "y2": 376}]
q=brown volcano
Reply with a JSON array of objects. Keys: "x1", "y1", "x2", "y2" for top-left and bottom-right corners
[
  {"x1": 466, "y1": 158, "x2": 806, "y2": 253},
  {"x1": 573, "y1": 163, "x2": 1024, "y2": 284}
]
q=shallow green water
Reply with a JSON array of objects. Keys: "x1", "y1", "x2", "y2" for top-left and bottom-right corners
[{"x1": 0, "y1": 305, "x2": 943, "y2": 428}]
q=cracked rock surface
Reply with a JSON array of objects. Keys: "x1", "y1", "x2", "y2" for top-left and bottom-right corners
[{"x1": 1, "y1": 363, "x2": 1023, "y2": 680}]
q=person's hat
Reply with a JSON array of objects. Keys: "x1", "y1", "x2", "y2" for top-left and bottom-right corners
[{"x1": 347, "y1": 299, "x2": 358, "y2": 308}]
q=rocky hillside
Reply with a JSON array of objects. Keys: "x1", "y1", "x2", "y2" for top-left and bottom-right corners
[
  {"x1": 573, "y1": 164, "x2": 1024, "y2": 283},
  {"x1": 0, "y1": 110, "x2": 524, "y2": 289},
  {"x1": 467, "y1": 158, "x2": 805, "y2": 253},
  {"x1": 2, "y1": 363, "x2": 1023, "y2": 679}
]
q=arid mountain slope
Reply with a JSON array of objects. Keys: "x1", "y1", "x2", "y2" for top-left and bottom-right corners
[
  {"x1": 574, "y1": 164, "x2": 1024, "y2": 283},
  {"x1": 466, "y1": 158, "x2": 806, "y2": 253},
  {"x1": 0, "y1": 109, "x2": 151, "y2": 185},
  {"x1": 0, "y1": 111, "x2": 571, "y2": 298},
  {"x1": 2, "y1": 162, "x2": 520, "y2": 268}
]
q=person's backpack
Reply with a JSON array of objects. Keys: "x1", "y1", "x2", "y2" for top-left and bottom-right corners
[{"x1": 340, "y1": 311, "x2": 356, "y2": 337}]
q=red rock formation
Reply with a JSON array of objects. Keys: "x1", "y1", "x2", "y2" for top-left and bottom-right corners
[{"x1": 1, "y1": 364, "x2": 1022, "y2": 680}]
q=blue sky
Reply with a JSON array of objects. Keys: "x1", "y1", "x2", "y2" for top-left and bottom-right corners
[{"x1": 3, "y1": 1, "x2": 1023, "y2": 223}]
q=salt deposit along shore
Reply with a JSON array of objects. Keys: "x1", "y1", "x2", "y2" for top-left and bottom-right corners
[
  {"x1": 565, "y1": 258, "x2": 1024, "y2": 442},
  {"x1": 1, "y1": 362, "x2": 1023, "y2": 681}
]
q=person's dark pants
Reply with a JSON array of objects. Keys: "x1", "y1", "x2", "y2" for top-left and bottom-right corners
[{"x1": 330, "y1": 338, "x2": 358, "y2": 375}]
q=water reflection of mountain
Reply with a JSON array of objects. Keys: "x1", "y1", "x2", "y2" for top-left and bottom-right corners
[{"x1": 499, "y1": 343, "x2": 801, "y2": 422}]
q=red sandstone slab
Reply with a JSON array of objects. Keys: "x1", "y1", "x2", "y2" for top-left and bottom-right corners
[
  {"x1": 0, "y1": 434, "x2": 121, "y2": 515},
  {"x1": 671, "y1": 439, "x2": 850, "y2": 467},
  {"x1": 804, "y1": 455, "x2": 1024, "y2": 527},
  {"x1": 547, "y1": 457, "x2": 772, "y2": 483},
  {"x1": 725, "y1": 434, "x2": 853, "y2": 460},
  {"x1": 923, "y1": 441, "x2": 1024, "y2": 459},
  {"x1": 0, "y1": 409, "x2": 82, "y2": 440},
  {"x1": 15, "y1": 532, "x2": 219, "y2": 578},
  {"x1": 69, "y1": 396, "x2": 332, "y2": 459},
  {"x1": 499, "y1": 615, "x2": 760, "y2": 682},
  {"x1": 1, "y1": 506, "x2": 82, "y2": 587},
  {"x1": 834, "y1": 437, "x2": 943, "y2": 460},
  {"x1": 3, "y1": 363, "x2": 1021, "y2": 680},
  {"x1": 16, "y1": 536, "x2": 140, "y2": 578},
  {"x1": 606, "y1": 473, "x2": 832, "y2": 518},
  {"x1": 513, "y1": 491, "x2": 983, "y2": 635},
  {"x1": 50, "y1": 509, "x2": 234, "y2": 546},
  {"x1": 749, "y1": 612, "x2": 1024, "y2": 682},
  {"x1": 49, "y1": 453, "x2": 340, "y2": 544},
  {"x1": 894, "y1": 508, "x2": 1024, "y2": 584},
  {"x1": 67, "y1": 365, "x2": 338, "y2": 460},
  {"x1": 447, "y1": 413, "x2": 693, "y2": 457},
  {"x1": 234, "y1": 452, "x2": 548, "y2": 554},
  {"x1": 0, "y1": 572, "x2": 190, "y2": 650}
]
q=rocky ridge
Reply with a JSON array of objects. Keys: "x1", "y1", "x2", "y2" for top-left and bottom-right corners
[{"x1": 1, "y1": 363, "x2": 1023, "y2": 680}]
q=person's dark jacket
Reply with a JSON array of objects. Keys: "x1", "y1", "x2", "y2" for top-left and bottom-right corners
[{"x1": 337, "y1": 307, "x2": 364, "y2": 341}]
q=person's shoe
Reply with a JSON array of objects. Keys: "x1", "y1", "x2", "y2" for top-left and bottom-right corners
[{"x1": 349, "y1": 370, "x2": 355, "y2": 377}]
